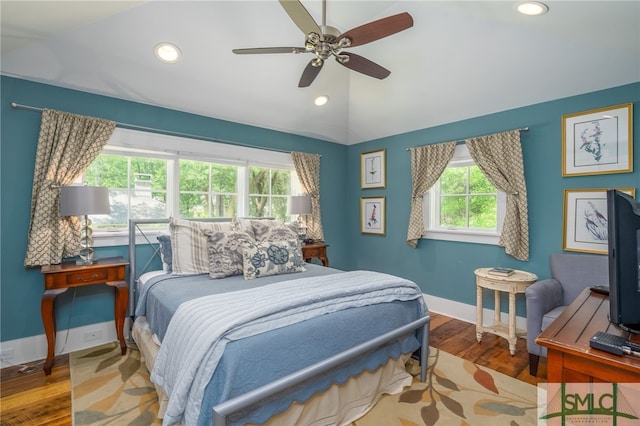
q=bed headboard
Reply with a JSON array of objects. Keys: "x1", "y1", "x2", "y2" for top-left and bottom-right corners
[{"x1": 127, "y1": 217, "x2": 235, "y2": 315}]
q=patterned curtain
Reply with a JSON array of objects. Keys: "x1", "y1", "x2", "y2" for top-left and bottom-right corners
[
  {"x1": 466, "y1": 130, "x2": 529, "y2": 261},
  {"x1": 406, "y1": 142, "x2": 457, "y2": 247},
  {"x1": 24, "y1": 109, "x2": 116, "y2": 267},
  {"x1": 291, "y1": 151, "x2": 324, "y2": 241}
]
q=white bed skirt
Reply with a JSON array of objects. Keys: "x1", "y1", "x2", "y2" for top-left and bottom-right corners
[{"x1": 132, "y1": 317, "x2": 414, "y2": 425}]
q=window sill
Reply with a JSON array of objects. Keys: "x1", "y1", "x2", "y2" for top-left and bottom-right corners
[
  {"x1": 422, "y1": 229, "x2": 500, "y2": 245},
  {"x1": 94, "y1": 229, "x2": 167, "y2": 247}
]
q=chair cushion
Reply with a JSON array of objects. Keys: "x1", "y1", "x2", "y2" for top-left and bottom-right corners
[{"x1": 542, "y1": 306, "x2": 567, "y2": 331}]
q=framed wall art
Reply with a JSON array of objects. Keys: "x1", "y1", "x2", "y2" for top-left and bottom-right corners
[
  {"x1": 361, "y1": 196, "x2": 385, "y2": 235},
  {"x1": 360, "y1": 149, "x2": 386, "y2": 189},
  {"x1": 562, "y1": 103, "x2": 633, "y2": 176},
  {"x1": 562, "y1": 187, "x2": 636, "y2": 254}
]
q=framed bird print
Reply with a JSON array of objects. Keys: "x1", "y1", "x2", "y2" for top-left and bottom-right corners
[
  {"x1": 562, "y1": 187, "x2": 635, "y2": 254},
  {"x1": 361, "y1": 149, "x2": 386, "y2": 189},
  {"x1": 361, "y1": 196, "x2": 385, "y2": 235}
]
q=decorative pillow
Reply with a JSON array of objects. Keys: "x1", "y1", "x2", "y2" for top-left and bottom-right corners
[
  {"x1": 230, "y1": 218, "x2": 259, "y2": 240},
  {"x1": 203, "y1": 229, "x2": 255, "y2": 279},
  {"x1": 169, "y1": 217, "x2": 232, "y2": 275},
  {"x1": 242, "y1": 240, "x2": 306, "y2": 280},
  {"x1": 251, "y1": 220, "x2": 298, "y2": 242},
  {"x1": 157, "y1": 234, "x2": 172, "y2": 273}
]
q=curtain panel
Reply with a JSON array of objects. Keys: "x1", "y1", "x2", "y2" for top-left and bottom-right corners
[
  {"x1": 466, "y1": 130, "x2": 529, "y2": 261},
  {"x1": 406, "y1": 142, "x2": 457, "y2": 247},
  {"x1": 24, "y1": 109, "x2": 116, "y2": 267},
  {"x1": 291, "y1": 151, "x2": 324, "y2": 241}
]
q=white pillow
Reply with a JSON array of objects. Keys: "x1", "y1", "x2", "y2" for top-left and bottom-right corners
[{"x1": 169, "y1": 217, "x2": 231, "y2": 275}]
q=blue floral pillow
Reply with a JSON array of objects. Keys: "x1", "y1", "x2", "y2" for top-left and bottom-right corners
[
  {"x1": 157, "y1": 234, "x2": 173, "y2": 273},
  {"x1": 242, "y1": 240, "x2": 305, "y2": 280}
]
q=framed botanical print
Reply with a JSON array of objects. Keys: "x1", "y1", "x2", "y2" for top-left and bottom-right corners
[
  {"x1": 562, "y1": 103, "x2": 633, "y2": 176},
  {"x1": 563, "y1": 187, "x2": 636, "y2": 254},
  {"x1": 361, "y1": 196, "x2": 385, "y2": 235},
  {"x1": 361, "y1": 149, "x2": 386, "y2": 189}
]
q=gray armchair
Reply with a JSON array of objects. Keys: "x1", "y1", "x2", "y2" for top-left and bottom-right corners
[{"x1": 525, "y1": 252, "x2": 608, "y2": 376}]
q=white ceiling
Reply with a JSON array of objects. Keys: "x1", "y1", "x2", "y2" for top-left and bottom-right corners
[{"x1": 2, "y1": 1, "x2": 639, "y2": 145}]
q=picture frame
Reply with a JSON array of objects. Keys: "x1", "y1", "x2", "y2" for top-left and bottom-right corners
[
  {"x1": 360, "y1": 149, "x2": 386, "y2": 189},
  {"x1": 562, "y1": 103, "x2": 633, "y2": 176},
  {"x1": 563, "y1": 187, "x2": 636, "y2": 254},
  {"x1": 361, "y1": 196, "x2": 385, "y2": 235}
]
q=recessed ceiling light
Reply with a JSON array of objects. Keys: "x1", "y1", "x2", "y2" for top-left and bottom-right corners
[
  {"x1": 314, "y1": 95, "x2": 329, "y2": 106},
  {"x1": 154, "y1": 42, "x2": 181, "y2": 63},
  {"x1": 517, "y1": 2, "x2": 549, "y2": 16}
]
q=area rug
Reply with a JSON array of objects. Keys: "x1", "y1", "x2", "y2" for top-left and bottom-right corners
[
  {"x1": 70, "y1": 341, "x2": 161, "y2": 425},
  {"x1": 71, "y1": 343, "x2": 536, "y2": 426},
  {"x1": 353, "y1": 347, "x2": 537, "y2": 426}
]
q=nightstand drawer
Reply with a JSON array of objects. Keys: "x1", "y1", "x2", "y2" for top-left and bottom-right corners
[
  {"x1": 303, "y1": 247, "x2": 324, "y2": 258},
  {"x1": 67, "y1": 269, "x2": 108, "y2": 285}
]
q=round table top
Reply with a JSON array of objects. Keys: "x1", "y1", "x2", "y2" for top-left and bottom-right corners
[{"x1": 474, "y1": 267, "x2": 538, "y2": 283}]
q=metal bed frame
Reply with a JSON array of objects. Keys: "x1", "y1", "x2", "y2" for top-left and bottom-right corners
[{"x1": 126, "y1": 218, "x2": 430, "y2": 426}]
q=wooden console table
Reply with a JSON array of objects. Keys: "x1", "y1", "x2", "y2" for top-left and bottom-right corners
[
  {"x1": 40, "y1": 257, "x2": 129, "y2": 375},
  {"x1": 536, "y1": 288, "x2": 640, "y2": 382}
]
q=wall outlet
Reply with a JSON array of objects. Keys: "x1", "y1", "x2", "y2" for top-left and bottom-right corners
[
  {"x1": 0, "y1": 347, "x2": 15, "y2": 360},
  {"x1": 84, "y1": 330, "x2": 102, "y2": 342}
]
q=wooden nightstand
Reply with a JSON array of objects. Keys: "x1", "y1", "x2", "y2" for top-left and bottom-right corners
[
  {"x1": 301, "y1": 242, "x2": 329, "y2": 267},
  {"x1": 40, "y1": 256, "x2": 129, "y2": 375}
]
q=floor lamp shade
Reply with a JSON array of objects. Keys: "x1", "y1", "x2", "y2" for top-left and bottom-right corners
[{"x1": 60, "y1": 186, "x2": 111, "y2": 264}]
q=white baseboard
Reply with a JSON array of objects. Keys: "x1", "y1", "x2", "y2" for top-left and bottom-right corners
[
  {"x1": 1, "y1": 294, "x2": 524, "y2": 367},
  {"x1": 0, "y1": 319, "x2": 131, "y2": 368}
]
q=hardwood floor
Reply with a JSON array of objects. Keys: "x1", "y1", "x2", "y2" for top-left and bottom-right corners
[{"x1": 0, "y1": 312, "x2": 546, "y2": 425}]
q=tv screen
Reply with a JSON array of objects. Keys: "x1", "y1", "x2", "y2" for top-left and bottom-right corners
[{"x1": 607, "y1": 189, "x2": 640, "y2": 334}]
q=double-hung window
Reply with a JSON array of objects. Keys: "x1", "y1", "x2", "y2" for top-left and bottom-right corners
[
  {"x1": 80, "y1": 128, "x2": 301, "y2": 246},
  {"x1": 423, "y1": 144, "x2": 506, "y2": 245}
]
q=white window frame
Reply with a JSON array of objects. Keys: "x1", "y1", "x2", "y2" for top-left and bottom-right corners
[
  {"x1": 89, "y1": 128, "x2": 298, "y2": 247},
  {"x1": 422, "y1": 144, "x2": 506, "y2": 245}
]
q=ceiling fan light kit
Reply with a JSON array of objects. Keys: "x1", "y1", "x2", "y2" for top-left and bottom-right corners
[{"x1": 233, "y1": 0, "x2": 414, "y2": 87}]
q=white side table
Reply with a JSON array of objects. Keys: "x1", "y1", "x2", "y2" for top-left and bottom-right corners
[{"x1": 474, "y1": 268, "x2": 538, "y2": 355}]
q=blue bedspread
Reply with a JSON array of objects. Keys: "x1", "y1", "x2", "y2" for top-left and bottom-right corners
[{"x1": 136, "y1": 265, "x2": 427, "y2": 426}]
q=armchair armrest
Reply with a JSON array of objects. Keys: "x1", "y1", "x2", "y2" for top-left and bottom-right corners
[{"x1": 525, "y1": 278, "x2": 562, "y2": 353}]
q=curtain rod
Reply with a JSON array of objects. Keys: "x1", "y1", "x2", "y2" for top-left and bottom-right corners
[
  {"x1": 10, "y1": 102, "x2": 300, "y2": 156},
  {"x1": 405, "y1": 127, "x2": 529, "y2": 151}
]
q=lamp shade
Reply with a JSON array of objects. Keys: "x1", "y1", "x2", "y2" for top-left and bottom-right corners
[
  {"x1": 60, "y1": 186, "x2": 111, "y2": 216},
  {"x1": 290, "y1": 195, "x2": 312, "y2": 215}
]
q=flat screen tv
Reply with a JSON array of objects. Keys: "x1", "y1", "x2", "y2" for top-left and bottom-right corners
[{"x1": 607, "y1": 189, "x2": 640, "y2": 334}]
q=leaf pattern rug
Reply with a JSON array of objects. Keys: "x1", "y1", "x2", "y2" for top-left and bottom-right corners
[
  {"x1": 353, "y1": 347, "x2": 537, "y2": 426},
  {"x1": 70, "y1": 342, "x2": 160, "y2": 425},
  {"x1": 71, "y1": 343, "x2": 536, "y2": 426}
]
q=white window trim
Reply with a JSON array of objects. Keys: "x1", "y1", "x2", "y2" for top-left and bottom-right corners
[
  {"x1": 422, "y1": 144, "x2": 506, "y2": 246},
  {"x1": 93, "y1": 128, "x2": 296, "y2": 247}
]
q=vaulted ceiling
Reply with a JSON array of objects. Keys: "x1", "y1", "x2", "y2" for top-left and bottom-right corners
[{"x1": 2, "y1": 1, "x2": 638, "y2": 144}]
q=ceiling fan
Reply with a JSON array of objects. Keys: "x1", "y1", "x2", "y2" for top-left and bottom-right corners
[{"x1": 232, "y1": 0, "x2": 414, "y2": 87}]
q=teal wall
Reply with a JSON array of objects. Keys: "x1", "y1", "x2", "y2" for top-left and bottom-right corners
[
  {"x1": 0, "y1": 76, "x2": 347, "y2": 341},
  {"x1": 346, "y1": 82, "x2": 639, "y2": 311},
  {"x1": 1, "y1": 75, "x2": 638, "y2": 344}
]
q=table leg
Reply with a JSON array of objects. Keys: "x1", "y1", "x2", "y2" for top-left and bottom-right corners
[
  {"x1": 494, "y1": 290, "x2": 501, "y2": 327},
  {"x1": 476, "y1": 284, "x2": 483, "y2": 342},
  {"x1": 106, "y1": 280, "x2": 128, "y2": 355},
  {"x1": 41, "y1": 288, "x2": 68, "y2": 375},
  {"x1": 508, "y1": 291, "x2": 517, "y2": 355}
]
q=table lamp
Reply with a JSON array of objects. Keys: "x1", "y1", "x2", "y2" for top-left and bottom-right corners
[
  {"x1": 290, "y1": 195, "x2": 312, "y2": 243},
  {"x1": 60, "y1": 185, "x2": 111, "y2": 265}
]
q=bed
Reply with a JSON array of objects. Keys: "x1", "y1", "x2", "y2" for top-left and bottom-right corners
[{"x1": 128, "y1": 217, "x2": 430, "y2": 426}]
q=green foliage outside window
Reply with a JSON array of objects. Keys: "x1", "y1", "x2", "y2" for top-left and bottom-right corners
[
  {"x1": 179, "y1": 160, "x2": 238, "y2": 218},
  {"x1": 249, "y1": 166, "x2": 290, "y2": 220},
  {"x1": 439, "y1": 165, "x2": 497, "y2": 230}
]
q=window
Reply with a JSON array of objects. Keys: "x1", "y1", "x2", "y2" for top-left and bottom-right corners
[
  {"x1": 423, "y1": 144, "x2": 506, "y2": 245},
  {"x1": 80, "y1": 128, "x2": 301, "y2": 245}
]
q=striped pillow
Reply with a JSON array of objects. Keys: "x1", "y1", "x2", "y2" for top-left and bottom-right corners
[{"x1": 169, "y1": 218, "x2": 232, "y2": 275}]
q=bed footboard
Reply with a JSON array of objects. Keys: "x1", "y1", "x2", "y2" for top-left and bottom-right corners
[{"x1": 212, "y1": 314, "x2": 430, "y2": 426}]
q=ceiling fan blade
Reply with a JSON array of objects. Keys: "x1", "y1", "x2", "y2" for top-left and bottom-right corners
[
  {"x1": 298, "y1": 59, "x2": 324, "y2": 87},
  {"x1": 279, "y1": 0, "x2": 322, "y2": 39},
  {"x1": 338, "y1": 12, "x2": 413, "y2": 47},
  {"x1": 337, "y1": 52, "x2": 390, "y2": 80},
  {"x1": 233, "y1": 47, "x2": 308, "y2": 54}
]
